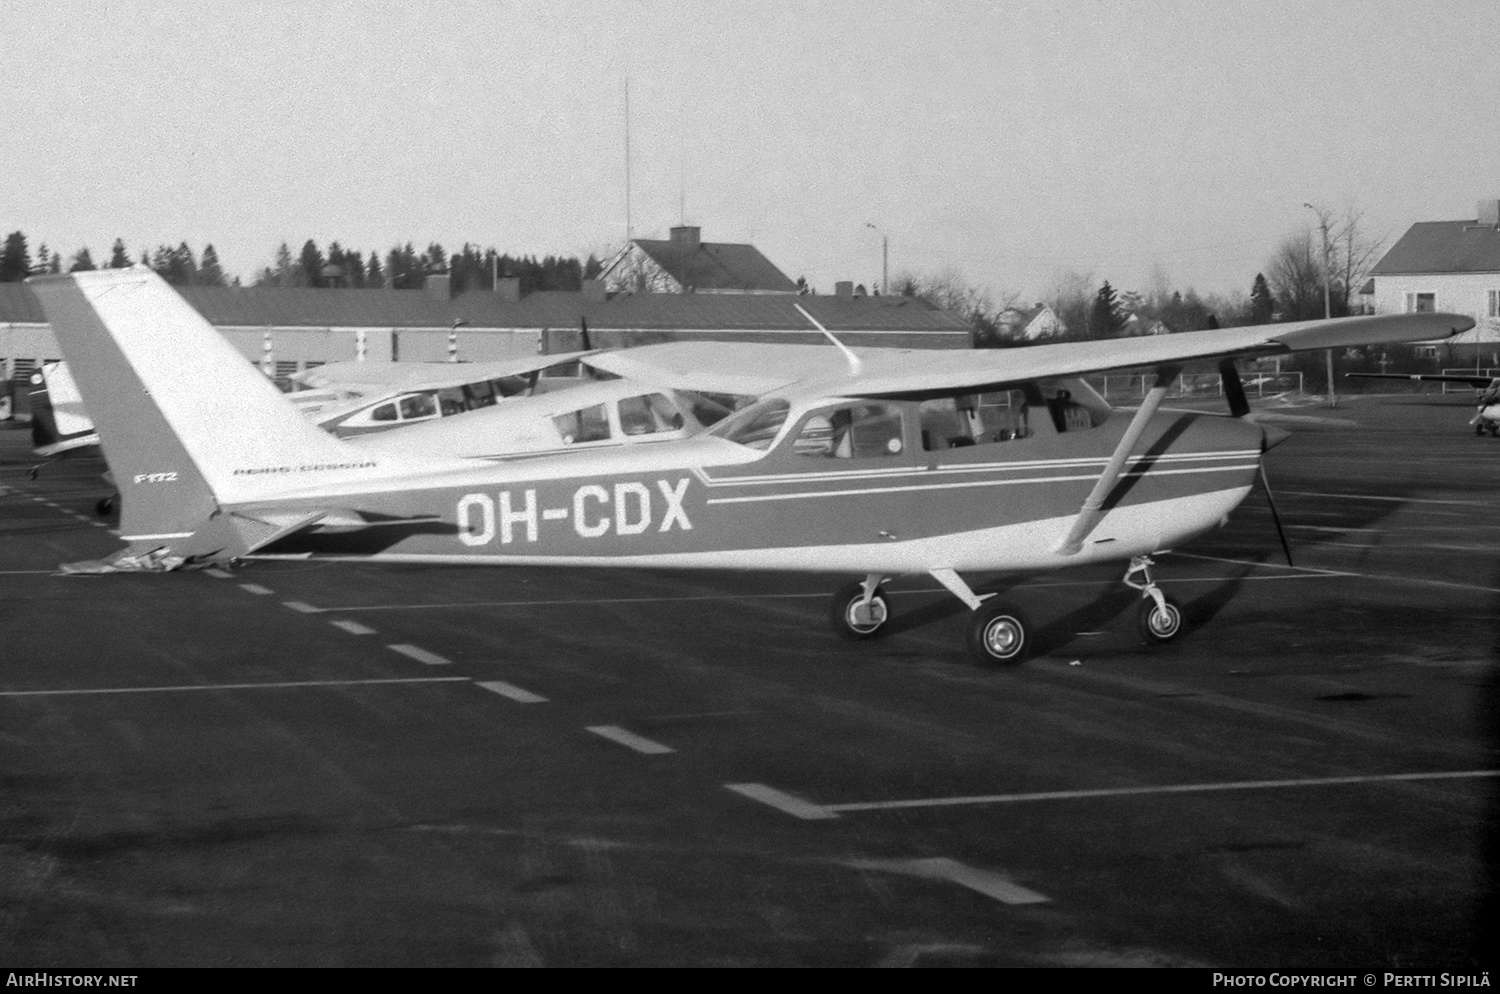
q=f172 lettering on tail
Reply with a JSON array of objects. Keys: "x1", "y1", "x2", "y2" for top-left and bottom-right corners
[{"x1": 30, "y1": 267, "x2": 1472, "y2": 664}]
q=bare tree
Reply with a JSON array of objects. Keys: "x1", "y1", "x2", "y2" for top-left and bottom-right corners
[
  {"x1": 893, "y1": 266, "x2": 1019, "y2": 345},
  {"x1": 1267, "y1": 230, "x2": 1325, "y2": 321}
]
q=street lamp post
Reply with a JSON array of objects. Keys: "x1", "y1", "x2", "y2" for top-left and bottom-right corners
[
  {"x1": 865, "y1": 222, "x2": 888, "y2": 295},
  {"x1": 1304, "y1": 202, "x2": 1336, "y2": 408}
]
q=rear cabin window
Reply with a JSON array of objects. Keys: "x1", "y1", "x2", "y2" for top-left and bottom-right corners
[
  {"x1": 399, "y1": 393, "x2": 437, "y2": 420},
  {"x1": 436, "y1": 387, "x2": 467, "y2": 416},
  {"x1": 618, "y1": 393, "x2": 685, "y2": 436},
  {"x1": 793, "y1": 404, "x2": 906, "y2": 458},
  {"x1": 553, "y1": 404, "x2": 611, "y2": 444}
]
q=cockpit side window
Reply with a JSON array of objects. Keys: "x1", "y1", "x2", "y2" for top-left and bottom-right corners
[
  {"x1": 399, "y1": 392, "x2": 438, "y2": 420},
  {"x1": 618, "y1": 393, "x2": 685, "y2": 435},
  {"x1": 921, "y1": 392, "x2": 1031, "y2": 449},
  {"x1": 371, "y1": 402, "x2": 398, "y2": 423},
  {"x1": 552, "y1": 404, "x2": 611, "y2": 444},
  {"x1": 710, "y1": 399, "x2": 790, "y2": 450},
  {"x1": 792, "y1": 404, "x2": 906, "y2": 458}
]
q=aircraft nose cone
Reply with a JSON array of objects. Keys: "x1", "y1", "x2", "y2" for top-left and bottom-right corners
[{"x1": 1260, "y1": 423, "x2": 1291, "y2": 451}]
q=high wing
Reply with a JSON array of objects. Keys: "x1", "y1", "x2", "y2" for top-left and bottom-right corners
[
  {"x1": 291, "y1": 352, "x2": 595, "y2": 394},
  {"x1": 583, "y1": 341, "x2": 889, "y2": 397},
  {"x1": 1346, "y1": 371, "x2": 1499, "y2": 389},
  {"x1": 787, "y1": 313, "x2": 1474, "y2": 400}
]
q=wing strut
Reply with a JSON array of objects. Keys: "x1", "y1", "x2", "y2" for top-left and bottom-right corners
[{"x1": 1055, "y1": 365, "x2": 1181, "y2": 556}]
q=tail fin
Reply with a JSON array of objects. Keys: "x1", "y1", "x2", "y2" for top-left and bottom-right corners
[
  {"x1": 28, "y1": 362, "x2": 101, "y2": 457},
  {"x1": 27, "y1": 268, "x2": 457, "y2": 560}
]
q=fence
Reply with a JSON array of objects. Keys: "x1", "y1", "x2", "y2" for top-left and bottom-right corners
[
  {"x1": 1094, "y1": 371, "x2": 1304, "y2": 401},
  {"x1": 1441, "y1": 368, "x2": 1500, "y2": 393}
]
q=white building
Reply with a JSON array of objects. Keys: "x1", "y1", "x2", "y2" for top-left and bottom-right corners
[{"x1": 1369, "y1": 199, "x2": 1500, "y2": 333}]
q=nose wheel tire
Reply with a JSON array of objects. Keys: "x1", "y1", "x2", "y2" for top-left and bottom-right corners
[
  {"x1": 1137, "y1": 594, "x2": 1184, "y2": 644},
  {"x1": 830, "y1": 581, "x2": 890, "y2": 640},
  {"x1": 967, "y1": 602, "x2": 1031, "y2": 665}
]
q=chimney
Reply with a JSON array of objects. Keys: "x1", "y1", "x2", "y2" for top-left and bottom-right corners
[
  {"x1": 425, "y1": 273, "x2": 451, "y2": 300},
  {"x1": 1479, "y1": 199, "x2": 1500, "y2": 227},
  {"x1": 669, "y1": 225, "x2": 701, "y2": 250},
  {"x1": 494, "y1": 277, "x2": 521, "y2": 302},
  {"x1": 835, "y1": 280, "x2": 854, "y2": 299},
  {"x1": 582, "y1": 278, "x2": 607, "y2": 302}
]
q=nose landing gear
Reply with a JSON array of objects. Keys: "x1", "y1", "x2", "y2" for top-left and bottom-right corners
[{"x1": 1124, "y1": 555, "x2": 1184, "y2": 644}]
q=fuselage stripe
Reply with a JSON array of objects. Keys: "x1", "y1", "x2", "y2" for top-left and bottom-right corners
[{"x1": 703, "y1": 463, "x2": 1260, "y2": 504}]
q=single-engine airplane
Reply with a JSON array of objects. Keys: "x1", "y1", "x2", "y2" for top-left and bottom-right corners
[
  {"x1": 1346, "y1": 371, "x2": 1500, "y2": 436},
  {"x1": 31, "y1": 267, "x2": 1472, "y2": 664}
]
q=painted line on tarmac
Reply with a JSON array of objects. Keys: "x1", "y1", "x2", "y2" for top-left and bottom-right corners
[
  {"x1": 822, "y1": 769, "x2": 1500, "y2": 814},
  {"x1": 205, "y1": 568, "x2": 235, "y2": 580},
  {"x1": 1280, "y1": 490, "x2": 1490, "y2": 508},
  {"x1": 1171, "y1": 551, "x2": 1500, "y2": 594},
  {"x1": 239, "y1": 583, "x2": 275, "y2": 596},
  {"x1": 282, "y1": 600, "x2": 321, "y2": 614},
  {"x1": 319, "y1": 591, "x2": 831, "y2": 612},
  {"x1": 845, "y1": 857, "x2": 1049, "y2": 905},
  {"x1": 329, "y1": 619, "x2": 376, "y2": 635},
  {"x1": 586, "y1": 725, "x2": 675, "y2": 755},
  {"x1": 725, "y1": 783, "x2": 837, "y2": 820},
  {"x1": 388, "y1": 643, "x2": 452, "y2": 666},
  {"x1": 477, "y1": 680, "x2": 549, "y2": 704},
  {"x1": 0, "y1": 676, "x2": 472, "y2": 697}
]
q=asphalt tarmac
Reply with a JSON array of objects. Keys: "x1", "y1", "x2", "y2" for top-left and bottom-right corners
[{"x1": 1, "y1": 392, "x2": 1496, "y2": 968}]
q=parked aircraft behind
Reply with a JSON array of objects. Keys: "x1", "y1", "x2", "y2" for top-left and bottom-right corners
[
  {"x1": 1346, "y1": 372, "x2": 1500, "y2": 436},
  {"x1": 31, "y1": 267, "x2": 1472, "y2": 664}
]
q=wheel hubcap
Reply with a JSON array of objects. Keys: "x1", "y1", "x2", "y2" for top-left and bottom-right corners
[
  {"x1": 848, "y1": 598, "x2": 886, "y2": 632},
  {"x1": 984, "y1": 617, "x2": 1022, "y2": 657}
]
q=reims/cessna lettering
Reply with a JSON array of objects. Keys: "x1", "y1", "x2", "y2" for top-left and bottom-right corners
[{"x1": 30, "y1": 267, "x2": 1473, "y2": 664}]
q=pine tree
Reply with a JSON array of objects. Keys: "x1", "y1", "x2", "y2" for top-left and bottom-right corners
[
  {"x1": 108, "y1": 239, "x2": 132, "y2": 268},
  {"x1": 1090, "y1": 281, "x2": 1125, "y2": 337},
  {"x1": 366, "y1": 251, "x2": 384, "y2": 288},
  {"x1": 199, "y1": 244, "x2": 226, "y2": 286},
  {"x1": 1, "y1": 232, "x2": 33, "y2": 282},
  {"x1": 1250, "y1": 272, "x2": 1274, "y2": 324},
  {"x1": 299, "y1": 240, "x2": 326, "y2": 288},
  {"x1": 70, "y1": 248, "x2": 96, "y2": 272}
]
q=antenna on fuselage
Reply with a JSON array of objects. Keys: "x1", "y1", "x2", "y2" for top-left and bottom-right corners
[{"x1": 795, "y1": 303, "x2": 862, "y2": 375}]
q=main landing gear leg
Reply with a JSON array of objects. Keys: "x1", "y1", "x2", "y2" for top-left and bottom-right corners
[
  {"x1": 1124, "y1": 555, "x2": 1184, "y2": 644},
  {"x1": 928, "y1": 567, "x2": 1033, "y2": 666},
  {"x1": 829, "y1": 573, "x2": 890, "y2": 640}
]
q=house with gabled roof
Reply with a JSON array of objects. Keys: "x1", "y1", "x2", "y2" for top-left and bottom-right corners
[
  {"x1": 598, "y1": 226, "x2": 799, "y2": 295},
  {"x1": 1369, "y1": 199, "x2": 1500, "y2": 326},
  {"x1": 995, "y1": 303, "x2": 1064, "y2": 341}
]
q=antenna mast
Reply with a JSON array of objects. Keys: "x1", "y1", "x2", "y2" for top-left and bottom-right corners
[{"x1": 624, "y1": 77, "x2": 633, "y2": 242}]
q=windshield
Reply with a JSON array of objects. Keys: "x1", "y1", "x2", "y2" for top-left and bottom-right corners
[{"x1": 708, "y1": 398, "x2": 790, "y2": 450}]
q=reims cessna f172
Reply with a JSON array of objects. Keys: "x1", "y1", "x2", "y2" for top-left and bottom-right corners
[{"x1": 31, "y1": 267, "x2": 1472, "y2": 664}]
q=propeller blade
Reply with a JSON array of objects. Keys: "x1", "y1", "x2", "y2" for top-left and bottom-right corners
[
  {"x1": 579, "y1": 317, "x2": 592, "y2": 352},
  {"x1": 1258, "y1": 462, "x2": 1294, "y2": 567}
]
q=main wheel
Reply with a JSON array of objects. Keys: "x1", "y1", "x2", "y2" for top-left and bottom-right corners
[
  {"x1": 95, "y1": 494, "x2": 115, "y2": 516},
  {"x1": 967, "y1": 601, "x2": 1031, "y2": 665},
  {"x1": 1137, "y1": 594, "x2": 1184, "y2": 644},
  {"x1": 829, "y1": 581, "x2": 890, "y2": 640}
]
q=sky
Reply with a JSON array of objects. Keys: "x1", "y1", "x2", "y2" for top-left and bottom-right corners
[{"x1": 3, "y1": 0, "x2": 1498, "y2": 304}]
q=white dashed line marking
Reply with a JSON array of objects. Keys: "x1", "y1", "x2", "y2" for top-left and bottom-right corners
[
  {"x1": 725, "y1": 783, "x2": 836, "y2": 820},
  {"x1": 205, "y1": 569, "x2": 235, "y2": 580},
  {"x1": 846, "y1": 857, "x2": 1050, "y2": 905},
  {"x1": 282, "y1": 600, "x2": 320, "y2": 614},
  {"x1": 239, "y1": 584, "x2": 274, "y2": 595},
  {"x1": 0, "y1": 676, "x2": 471, "y2": 697},
  {"x1": 477, "y1": 680, "x2": 548, "y2": 704},
  {"x1": 329, "y1": 620, "x2": 376, "y2": 635},
  {"x1": 586, "y1": 725, "x2": 674, "y2": 755},
  {"x1": 388, "y1": 644, "x2": 452, "y2": 666},
  {"x1": 824, "y1": 770, "x2": 1500, "y2": 813}
]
